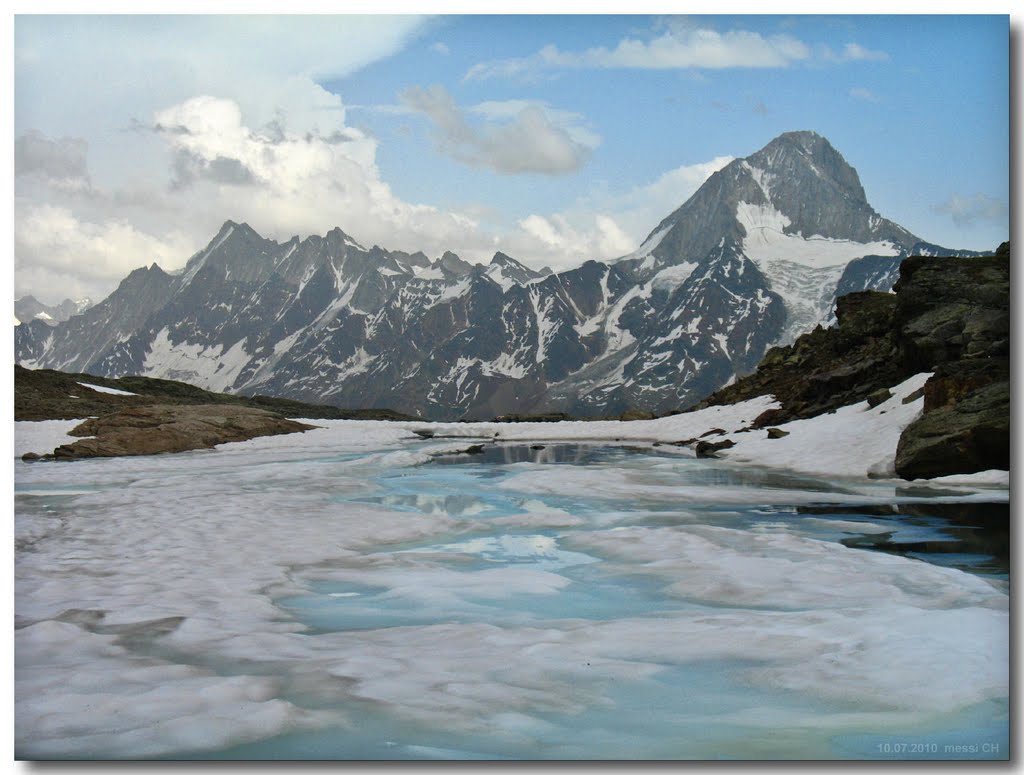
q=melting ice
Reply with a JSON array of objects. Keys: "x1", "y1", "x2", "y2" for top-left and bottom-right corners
[{"x1": 14, "y1": 423, "x2": 1009, "y2": 760}]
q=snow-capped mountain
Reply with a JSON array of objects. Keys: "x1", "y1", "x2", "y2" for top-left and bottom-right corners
[
  {"x1": 14, "y1": 296, "x2": 92, "y2": 327},
  {"x1": 15, "y1": 131, "x2": 986, "y2": 420}
]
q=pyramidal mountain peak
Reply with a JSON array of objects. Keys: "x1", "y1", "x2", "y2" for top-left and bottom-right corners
[{"x1": 16, "y1": 131, "x2": 990, "y2": 421}]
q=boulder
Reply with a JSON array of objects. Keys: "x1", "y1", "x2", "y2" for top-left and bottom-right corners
[
  {"x1": 43, "y1": 404, "x2": 316, "y2": 460},
  {"x1": 695, "y1": 439, "x2": 735, "y2": 458},
  {"x1": 866, "y1": 388, "x2": 892, "y2": 408}
]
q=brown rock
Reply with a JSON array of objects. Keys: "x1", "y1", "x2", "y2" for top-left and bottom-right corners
[
  {"x1": 49, "y1": 404, "x2": 317, "y2": 460},
  {"x1": 765, "y1": 427, "x2": 789, "y2": 439},
  {"x1": 695, "y1": 439, "x2": 735, "y2": 458},
  {"x1": 866, "y1": 388, "x2": 892, "y2": 408}
]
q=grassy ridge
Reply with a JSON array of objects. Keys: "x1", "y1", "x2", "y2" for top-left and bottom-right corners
[{"x1": 14, "y1": 365, "x2": 421, "y2": 422}]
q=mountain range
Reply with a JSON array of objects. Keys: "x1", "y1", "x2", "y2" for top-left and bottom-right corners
[
  {"x1": 15, "y1": 131, "x2": 985, "y2": 421},
  {"x1": 14, "y1": 296, "x2": 92, "y2": 327}
]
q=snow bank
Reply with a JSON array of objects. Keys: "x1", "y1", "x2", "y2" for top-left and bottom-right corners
[
  {"x1": 14, "y1": 419, "x2": 88, "y2": 457},
  {"x1": 720, "y1": 373, "x2": 932, "y2": 479}
]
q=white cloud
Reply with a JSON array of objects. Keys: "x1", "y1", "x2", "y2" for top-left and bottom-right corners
[
  {"x1": 430, "y1": 42, "x2": 450, "y2": 56},
  {"x1": 488, "y1": 154, "x2": 734, "y2": 272},
  {"x1": 838, "y1": 42, "x2": 890, "y2": 62},
  {"x1": 150, "y1": 95, "x2": 480, "y2": 255},
  {"x1": 15, "y1": 16, "x2": 430, "y2": 192},
  {"x1": 12, "y1": 17, "x2": 746, "y2": 301},
  {"x1": 14, "y1": 204, "x2": 196, "y2": 302},
  {"x1": 400, "y1": 85, "x2": 598, "y2": 175},
  {"x1": 932, "y1": 193, "x2": 1008, "y2": 228},
  {"x1": 594, "y1": 155, "x2": 735, "y2": 244},
  {"x1": 849, "y1": 87, "x2": 879, "y2": 102},
  {"x1": 466, "y1": 25, "x2": 812, "y2": 81},
  {"x1": 508, "y1": 214, "x2": 634, "y2": 267}
]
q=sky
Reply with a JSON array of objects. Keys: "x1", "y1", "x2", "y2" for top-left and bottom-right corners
[{"x1": 11, "y1": 12, "x2": 1014, "y2": 304}]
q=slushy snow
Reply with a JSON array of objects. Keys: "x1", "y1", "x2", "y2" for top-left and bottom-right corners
[{"x1": 13, "y1": 372, "x2": 1008, "y2": 758}]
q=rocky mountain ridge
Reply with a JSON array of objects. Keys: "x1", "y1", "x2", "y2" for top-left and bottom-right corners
[
  {"x1": 14, "y1": 296, "x2": 92, "y2": 327},
  {"x1": 15, "y1": 131, "x2": 984, "y2": 421}
]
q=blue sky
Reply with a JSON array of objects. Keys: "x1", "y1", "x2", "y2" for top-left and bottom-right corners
[{"x1": 13, "y1": 13, "x2": 1012, "y2": 303}]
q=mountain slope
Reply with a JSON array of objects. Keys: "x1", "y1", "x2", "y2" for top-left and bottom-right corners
[{"x1": 15, "y1": 131, "x2": 989, "y2": 420}]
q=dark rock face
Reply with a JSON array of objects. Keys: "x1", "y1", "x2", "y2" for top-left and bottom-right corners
[
  {"x1": 697, "y1": 245, "x2": 1010, "y2": 479},
  {"x1": 894, "y1": 360, "x2": 1009, "y2": 479},
  {"x1": 36, "y1": 404, "x2": 316, "y2": 460},
  {"x1": 893, "y1": 253, "x2": 1010, "y2": 371}
]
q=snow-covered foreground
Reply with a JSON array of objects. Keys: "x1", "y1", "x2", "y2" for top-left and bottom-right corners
[{"x1": 14, "y1": 380, "x2": 1009, "y2": 759}]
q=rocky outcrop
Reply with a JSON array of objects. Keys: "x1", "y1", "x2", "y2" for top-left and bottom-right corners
[
  {"x1": 26, "y1": 404, "x2": 316, "y2": 460},
  {"x1": 894, "y1": 359, "x2": 1009, "y2": 479},
  {"x1": 695, "y1": 243, "x2": 1009, "y2": 479}
]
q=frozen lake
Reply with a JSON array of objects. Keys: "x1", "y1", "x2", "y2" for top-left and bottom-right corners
[{"x1": 14, "y1": 421, "x2": 1009, "y2": 760}]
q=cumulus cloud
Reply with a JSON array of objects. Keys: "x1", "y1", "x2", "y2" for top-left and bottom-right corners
[
  {"x1": 508, "y1": 214, "x2": 634, "y2": 266},
  {"x1": 149, "y1": 95, "x2": 479, "y2": 256},
  {"x1": 400, "y1": 85, "x2": 598, "y2": 175},
  {"x1": 14, "y1": 204, "x2": 196, "y2": 302},
  {"x1": 594, "y1": 155, "x2": 735, "y2": 244},
  {"x1": 15, "y1": 130, "x2": 91, "y2": 190},
  {"x1": 932, "y1": 193, "x2": 1008, "y2": 228},
  {"x1": 491, "y1": 154, "x2": 734, "y2": 272},
  {"x1": 465, "y1": 25, "x2": 812, "y2": 81}
]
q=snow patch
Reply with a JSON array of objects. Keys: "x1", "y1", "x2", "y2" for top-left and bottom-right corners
[
  {"x1": 142, "y1": 328, "x2": 252, "y2": 394},
  {"x1": 722, "y1": 373, "x2": 932, "y2": 479},
  {"x1": 14, "y1": 419, "x2": 89, "y2": 456},
  {"x1": 651, "y1": 262, "x2": 698, "y2": 291},
  {"x1": 77, "y1": 382, "x2": 138, "y2": 397}
]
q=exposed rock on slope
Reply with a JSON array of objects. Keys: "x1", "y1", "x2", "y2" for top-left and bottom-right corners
[
  {"x1": 27, "y1": 405, "x2": 316, "y2": 460},
  {"x1": 697, "y1": 244, "x2": 1009, "y2": 479}
]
